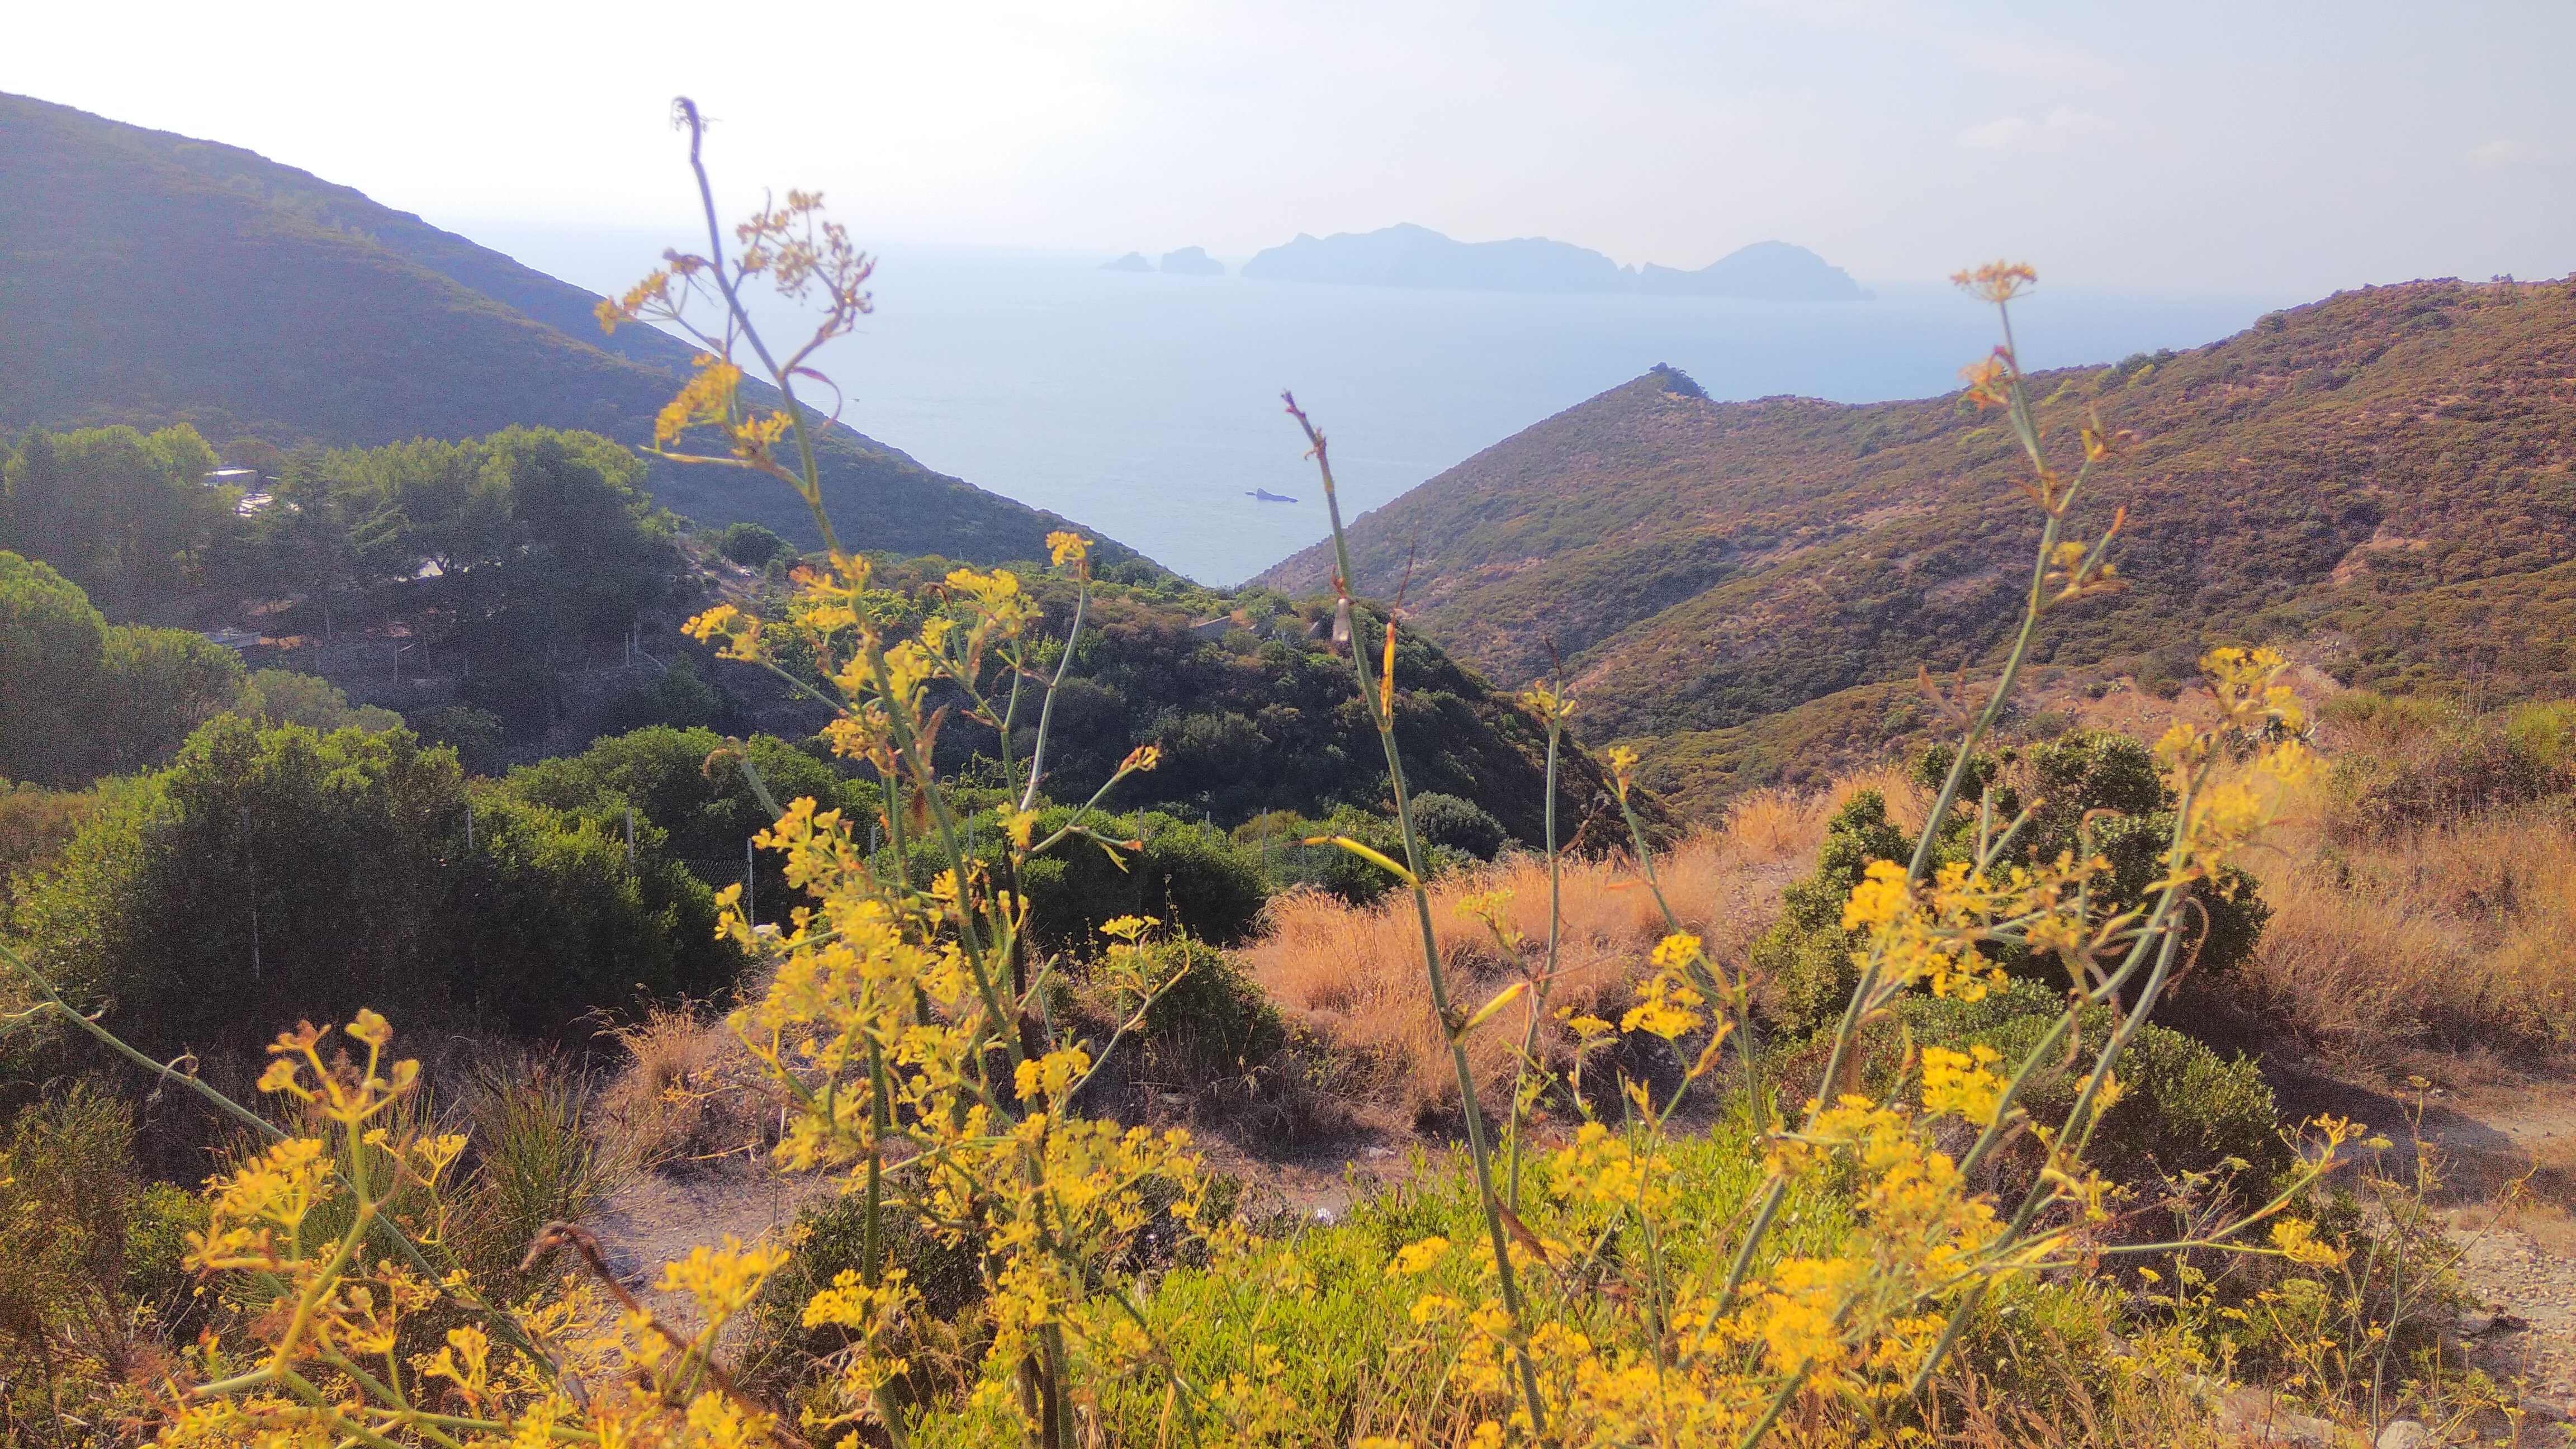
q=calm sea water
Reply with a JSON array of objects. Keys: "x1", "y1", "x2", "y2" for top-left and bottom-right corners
[{"x1": 470, "y1": 229, "x2": 2297, "y2": 584}]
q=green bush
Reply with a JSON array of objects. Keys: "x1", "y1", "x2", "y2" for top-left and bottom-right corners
[
  {"x1": 1750, "y1": 788, "x2": 1910, "y2": 1035},
  {"x1": 1751, "y1": 731, "x2": 2270, "y2": 1039},
  {"x1": 1897, "y1": 979, "x2": 2286, "y2": 1186},
  {"x1": 2322, "y1": 689, "x2": 2572, "y2": 829},
  {"x1": 1102, "y1": 935, "x2": 1286, "y2": 1086},
  {"x1": 0, "y1": 552, "x2": 249, "y2": 785},
  {"x1": 594, "y1": 656, "x2": 724, "y2": 736},
  {"x1": 0, "y1": 782, "x2": 93, "y2": 909},
  {"x1": 0, "y1": 1083, "x2": 198, "y2": 1446},
  {"x1": 940, "y1": 807, "x2": 1270, "y2": 950},
  {"x1": 453, "y1": 1052, "x2": 628, "y2": 1288},
  {"x1": 714, "y1": 521, "x2": 790, "y2": 569},
  {"x1": 8, "y1": 716, "x2": 740, "y2": 1062},
  {"x1": 406, "y1": 703, "x2": 506, "y2": 775},
  {"x1": 234, "y1": 669, "x2": 404, "y2": 733},
  {"x1": 1407, "y1": 791, "x2": 1507, "y2": 860},
  {"x1": 747, "y1": 1193, "x2": 987, "y2": 1393},
  {"x1": 499, "y1": 724, "x2": 841, "y2": 907}
]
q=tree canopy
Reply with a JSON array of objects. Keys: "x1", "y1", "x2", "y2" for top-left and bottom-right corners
[{"x1": 0, "y1": 551, "x2": 244, "y2": 787}]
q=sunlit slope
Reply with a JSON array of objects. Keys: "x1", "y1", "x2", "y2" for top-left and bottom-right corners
[
  {"x1": 0, "y1": 92, "x2": 1149, "y2": 567},
  {"x1": 1259, "y1": 282, "x2": 2576, "y2": 804}
]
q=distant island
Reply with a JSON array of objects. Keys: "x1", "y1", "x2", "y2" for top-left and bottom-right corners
[
  {"x1": 1101, "y1": 246, "x2": 1227, "y2": 276},
  {"x1": 1245, "y1": 488, "x2": 1299, "y2": 503},
  {"x1": 1239, "y1": 223, "x2": 1868, "y2": 300}
]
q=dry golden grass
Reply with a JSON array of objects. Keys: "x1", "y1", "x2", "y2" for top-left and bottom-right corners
[
  {"x1": 598, "y1": 1002, "x2": 787, "y2": 1171},
  {"x1": 2236, "y1": 805, "x2": 2576, "y2": 1058},
  {"x1": 1242, "y1": 788, "x2": 1841, "y2": 1119}
]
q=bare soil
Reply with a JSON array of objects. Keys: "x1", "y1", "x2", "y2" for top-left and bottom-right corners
[{"x1": 2271, "y1": 1054, "x2": 2576, "y2": 1431}]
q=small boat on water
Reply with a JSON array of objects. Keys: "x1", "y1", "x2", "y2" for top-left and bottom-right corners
[{"x1": 1245, "y1": 488, "x2": 1299, "y2": 503}]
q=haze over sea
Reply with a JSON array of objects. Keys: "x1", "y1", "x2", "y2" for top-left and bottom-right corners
[{"x1": 475, "y1": 226, "x2": 2298, "y2": 584}]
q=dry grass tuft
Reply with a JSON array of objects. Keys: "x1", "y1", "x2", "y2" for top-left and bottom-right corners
[
  {"x1": 1243, "y1": 792, "x2": 1834, "y2": 1119},
  {"x1": 598, "y1": 1002, "x2": 787, "y2": 1172},
  {"x1": 2235, "y1": 806, "x2": 2576, "y2": 1058}
]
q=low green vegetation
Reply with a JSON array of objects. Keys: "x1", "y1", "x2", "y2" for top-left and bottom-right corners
[
  {"x1": 6, "y1": 713, "x2": 740, "y2": 1067},
  {"x1": 1752, "y1": 730, "x2": 2267, "y2": 1036}
]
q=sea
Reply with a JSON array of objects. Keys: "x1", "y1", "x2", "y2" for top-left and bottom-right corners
[{"x1": 467, "y1": 228, "x2": 2300, "y2": 586}]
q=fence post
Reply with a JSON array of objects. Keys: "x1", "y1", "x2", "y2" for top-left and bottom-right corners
[{"x1": 239, "y1": 807, "x2": 261, "y2": 981}]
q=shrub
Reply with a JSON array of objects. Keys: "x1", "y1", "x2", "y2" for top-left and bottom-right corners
[
  {"x1": 1096, "y1": 934, "x2": 1286, "y2": 1088},
  {"x1": 1896, "y1": 980, "x2": 2286, "y2": 1188},
  {"x1": 0, "y1": 1084, "x2": 192, "y2": 1446},
  {"x1": 94, "y1": 626, "x2": 247, "y2": 774},
  {"x1": 234, "y1": 668, "x2": 403, "y2": 733},
  {"x1": 0, "y1": 552, "x2": 105, "y2": 788},
  {"x1": 500, "y1": 724, "x2": 840, "y2": 908},
  {"x1": 715, "y1": 520, "x2": 791, "y2": 568},
  {"x1": 2323, "y1": 690, "x2": 2570, "y2": 830},
  {"x1": 453, "y1": 1050, "x2": 631, "y2": 1286},
  {"x1": 1407, "y1": 790, "x2": 1507, "y2": 860},
  {"x1": 746, "y1": 1192, "x2": 986, "y2": 1392},
  {"x1": 0, "y1": 782, "x2": 92, "y2": 907},
  {"x1": 1752, "y1": 732, "x2": 2271, "y2": 1039},
  {"x1": 1749, "y1": 788, "x2": 1910, "y2": 1035},
  {"x1": 984, "y1": 808, "x2": 1269, "y2": 949},
  {"x1": 405, "y1": 702, "x2": 506, "y2": 774},
  {"x1": 594, "y1": 655, "x2": 725, "y2": 736},
  {"x1": 0, "y1": 552, "x2": 246, "y2": 784},
  {"x1": 8, "y1": 715, "x2": 739, "y2": 1063}
]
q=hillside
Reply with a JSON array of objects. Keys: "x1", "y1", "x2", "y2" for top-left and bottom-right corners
[
  {"x1": 0, "y1": 93, "x2": 1145, "y2": 569},
  {"x1": 1258, "y1": 281, "x2": 2576, "y2": 809}
]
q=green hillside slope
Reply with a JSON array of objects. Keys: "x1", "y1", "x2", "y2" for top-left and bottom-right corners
[
  {"x1": 0, "y1": 93, "x2": 1143, "y2": 569},
  {"x1": 1258, "y1": 282, "x2": 2576, "y2": 808}
]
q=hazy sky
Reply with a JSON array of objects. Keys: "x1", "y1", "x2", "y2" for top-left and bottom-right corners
[{"x1": 9, "y1": 1, "x2": 2572, "y2": 294}]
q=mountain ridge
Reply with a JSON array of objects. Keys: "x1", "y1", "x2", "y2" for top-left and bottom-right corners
[
  {"x1": 0, "y1": 92, "x2": 1152, "y2": 570},
  {"x1": 1240, "y1": 224, "x2": 1867, "y2": 300},
  {"x1": 1259, "y1": 278, "x2": 2576, "y2": 810}
]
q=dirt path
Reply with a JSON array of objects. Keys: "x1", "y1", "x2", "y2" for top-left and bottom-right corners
[{"x1": 2271, "y1": 1059, "x2": 2576, "y2": 1428}]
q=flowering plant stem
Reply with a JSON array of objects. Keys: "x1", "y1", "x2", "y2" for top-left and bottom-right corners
[{"x1": 1286, "y1": 391, "x2": 1552, "y2": 1441}]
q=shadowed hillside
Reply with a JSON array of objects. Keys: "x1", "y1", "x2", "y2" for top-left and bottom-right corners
[
  {"x1": 0, "y1": 93, "x2": 1149, "y2": 569},
  {"x1": 1259, "y1": 281, "x2": 2576, "y2": 807}
]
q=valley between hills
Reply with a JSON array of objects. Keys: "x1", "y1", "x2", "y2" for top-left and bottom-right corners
[{"x1": 10, "y1": 78, "x2": 2576, "y2": 1449}]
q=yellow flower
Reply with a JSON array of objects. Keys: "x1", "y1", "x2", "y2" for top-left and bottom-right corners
[
  {"x1": 1606, "y1": 745, "x2": 1640, "y2": 795},
  {"x1": 652, "y1": 358, "x2": 744, "y2": 446},
  {"x1": 1841, "y1": 859, "x2": 1911, "y2": 931},
  {"x1": 1098, "y1": 914, "x2": 1158, "y2": 943},
  {"x1": 1920, "y1": 1044, "x2": 2006, "y2": 1126},
  {"x1": 1951, "y1": 261, "x2": 2038, "y2": 303},
  {"x1": 1621, "y1": 972, "x2": 1704, "y2": 1040},
  {"x1": 1013, "y1": 1047, "x2": 1092, "y2": 1104},
  {"x1": 1650, "y1": 932, "x2": 1702, "y2": 970},
  {"x1": 2269, "y1": 1219, "x2": 2346, "y2": 1268},
  {"x1": 1388, "y1": 1237, "x2": 1451, "y2": 1276}
]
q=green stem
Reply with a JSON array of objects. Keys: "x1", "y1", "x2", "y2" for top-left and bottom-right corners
[
  {"x1": 0, "y1": 940, "x2": 553, "y2": 1376},
  {"x1": 1287, "y1": 394, "x2": 1549, "y2": 1440},
  {"x1": 675, "y1": 98, "x2": 839, "y2": 560},
  {"x1": 1505, "y1": 693, "x2": 1563, "y2": 1211},
  {"x1": 1018, "y1": 574, "x2": 1090, "y2": 813}
]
